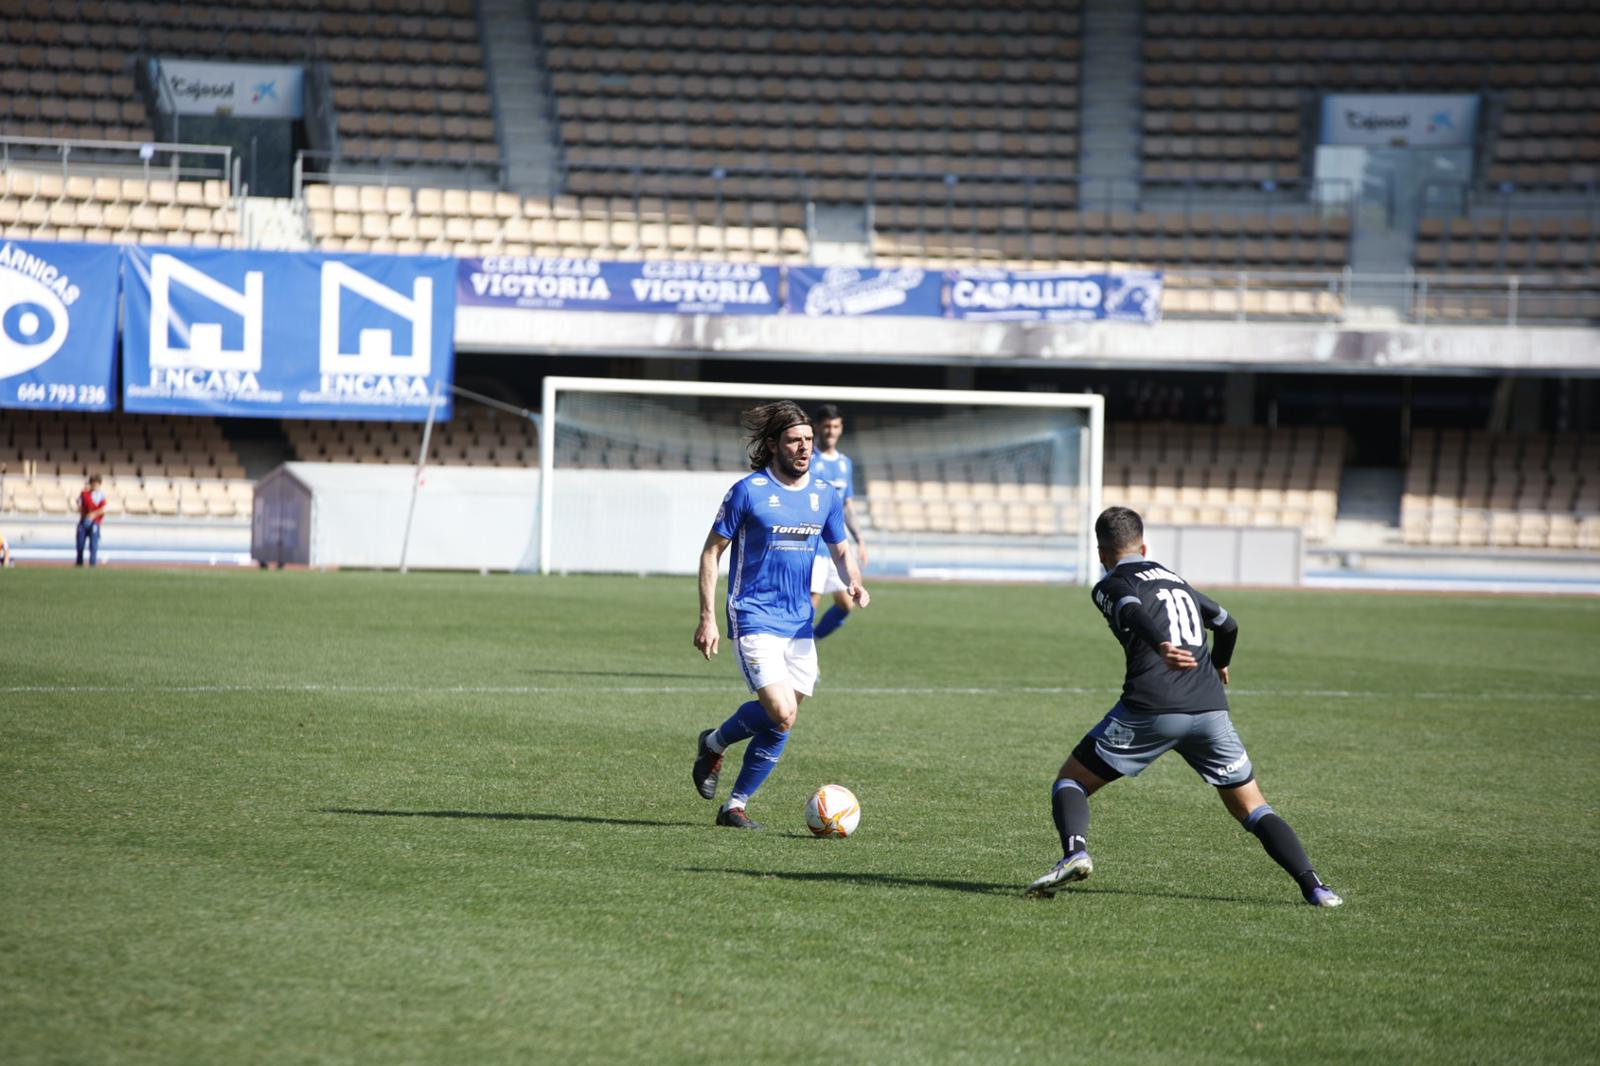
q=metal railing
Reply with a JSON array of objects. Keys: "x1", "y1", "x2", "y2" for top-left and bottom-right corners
[
  {"x1": 292, "y1": 149, "x2": 507, "y2": 196},
  {"x1": 0, "y1": 134, "x2": 238, "y2": 192}
]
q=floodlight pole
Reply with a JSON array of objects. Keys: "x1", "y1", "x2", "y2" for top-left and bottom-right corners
[{"x1": 399, "y1": 380, "x2": 443, "y2": 573}]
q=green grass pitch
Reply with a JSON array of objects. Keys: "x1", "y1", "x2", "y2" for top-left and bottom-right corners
[{"x1": 3, "y1": 569, "x2": 1598, "y2": 1064}]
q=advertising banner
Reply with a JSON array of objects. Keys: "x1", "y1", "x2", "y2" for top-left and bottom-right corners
[
  {"x1": 122, "y1": 246, "x2": 456, "y2": 420},
  {"x1": 0, "y1": 240, "x2": 119, "y2": 411},
  {"x1": 785, "y1": 265, "x2": 944, "y2": 317},
  {"x1": 949, "y1": 269, "x2": 1163, "y2": 324},
  {"x1": 1320, "y1": 94, "x2": 1478, "y2": 148},
  {"x1": 457, "y1": 257, "x2": 780, "y2": 315},
  {"x1": 157, "y1": 59, "x2": 305, "y2": 119}
]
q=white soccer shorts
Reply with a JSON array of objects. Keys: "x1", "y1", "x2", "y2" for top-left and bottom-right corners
[
  {"x1": 810, "y1": 552, "x2": 847, "y2": 595},
  {"x1": 735, "y1": 633, "x2": 818, "y2": 696}
]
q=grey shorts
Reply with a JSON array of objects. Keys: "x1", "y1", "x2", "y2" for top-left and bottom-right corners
[{"x1": 1073, "y1": 703, "x2": 1254, "y2": 788}]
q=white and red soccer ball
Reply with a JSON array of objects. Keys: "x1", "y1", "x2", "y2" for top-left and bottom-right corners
[{"x1": 805, "y1": 784, "x2": 861, "y2": 838}]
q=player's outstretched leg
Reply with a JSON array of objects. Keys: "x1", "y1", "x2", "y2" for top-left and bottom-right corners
[
  {"x1": 693, "y1": 701, "x2": 768, "y2": 800},
  {"x1": 717, "y1": 724, "x2": 790, "y2": 830},
  {"x1": 1240, "y1": 802, "x2": 1343, "y2": 908},
  {"x1": 1024, "y1": 777, "x2": 1096, "y2": 898}
]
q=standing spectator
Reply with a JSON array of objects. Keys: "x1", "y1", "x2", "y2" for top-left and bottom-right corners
[
  {"x1": 76, "y1": 475, "x2": 107, "y2": 567},
  {"x1": 0, "y1": 528, "x2": 12, "y2": 567}
]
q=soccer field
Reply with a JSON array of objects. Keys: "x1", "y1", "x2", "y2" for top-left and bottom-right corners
[{"x1": 3, "y1": 569, "x2": 1598, "y2": 1065}]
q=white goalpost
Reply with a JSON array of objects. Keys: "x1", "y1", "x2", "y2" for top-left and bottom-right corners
[{"x1": 538, "y1": 376, "x2": 1105, "y2": 583}]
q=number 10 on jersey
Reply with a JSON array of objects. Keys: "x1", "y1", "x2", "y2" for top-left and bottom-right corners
[{"x1": 1156, "y1": 588, "x2": 1204, "y2": 646}]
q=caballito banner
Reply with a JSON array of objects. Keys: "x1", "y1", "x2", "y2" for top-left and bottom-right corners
[
  {"x1": 949, "y1": 268, "x2": 1164, "y2": 324},
  {"x1": 122, "y1": 246, "x2": 456, "y2": 420},
  {"x1": 0, "y1": 240, "x2": 119, "y2": 412},
  {"x1": 458, "y1": 257, "x2": 781, "y2": 315}
]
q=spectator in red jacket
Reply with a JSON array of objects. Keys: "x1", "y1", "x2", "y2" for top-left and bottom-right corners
[{"x1": 76, "y1": 475, "x2": 107, "y2": 567}]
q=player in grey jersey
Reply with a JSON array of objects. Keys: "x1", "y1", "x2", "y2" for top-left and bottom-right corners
[{"x1": 1024, "y1": 505, "x2": 1343, "y2": 907}]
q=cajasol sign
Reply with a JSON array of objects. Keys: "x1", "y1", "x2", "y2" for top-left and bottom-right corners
[
  {"x1": 1320, "y1": 94, "x2": 1478, "y2": 148},
  {"x1": 157, "y1": 59, "x2": 305, "y2": 119}
]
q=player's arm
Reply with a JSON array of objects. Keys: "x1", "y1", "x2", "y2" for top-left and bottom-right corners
[
  {"x1": 826, "y1": 539, "x2": 870, "y2": 609},
  {"x1": 1194, "y1": 590, "x2": 1239, "y2": 681},
  {"x1": 694, "y1": 529, "x2": 731, "y2": 660}
]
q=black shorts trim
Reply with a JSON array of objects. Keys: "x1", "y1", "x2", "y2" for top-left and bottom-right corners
[
  {"x1": 1070, "y1": 734, "x2": 1124, "y2": 783},
  {"x1": 1215, "y1": 775, "x2": 1257, "y2": 791}
]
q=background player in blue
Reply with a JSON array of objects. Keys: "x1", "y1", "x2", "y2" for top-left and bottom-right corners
[
  {"x1": 691, "y1": 401, "x2": 870, "y2": 829},
  {"x1": 1024, "y1": 506, "x2": 1343, "y2": 907},
  {"x1": 808, "y1": 403, "x2": 869, "y2": 640}
]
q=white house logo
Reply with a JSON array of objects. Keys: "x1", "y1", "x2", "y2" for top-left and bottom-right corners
[
  {"x1": 150, "y1": 253, "x2": 264, "y2": 374},
  {"x1": 0, "y1": 243, "x2": 76, "y2": 380},
  {"x1": 319, "y1": 262, "x2": 431, "y2": 375},
  {"x1": 803, "y1": 267, "x2": 925, "y2": 316}
]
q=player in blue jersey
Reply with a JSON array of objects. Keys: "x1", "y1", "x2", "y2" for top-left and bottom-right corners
[
  {"x1": 1024, "y1": 506, "x2": 1342, "y2": 907},
  {"x1": 808, "y1": 404, "x2": 869, "y2": 640},
  {"x1": 691, "y1": 401, "x2": 870, "y2": 829}
]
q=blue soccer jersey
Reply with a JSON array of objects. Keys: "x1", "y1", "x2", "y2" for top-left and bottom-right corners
[
  {"x1": 713, "y1": 469, "x2": 847, "y2": 638},
  {"x1": 811, "y1": 450, "x2": 854, "y2": 500}
]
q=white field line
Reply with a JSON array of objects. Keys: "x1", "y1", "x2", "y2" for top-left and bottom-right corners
[{"x1": 1, "y1": 683, "x2": 1594, "y2": 701}]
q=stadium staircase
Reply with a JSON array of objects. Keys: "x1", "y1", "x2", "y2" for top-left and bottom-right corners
[
  {"x1": 244, "y1": 197, "x2": 312, "y2": 251},
  {"x1": 1077, "y1": 0, "x2": 1144, "y2": 208},
  {"x1": 479, "y1": 0, "x2": 562, "y2": 196}
]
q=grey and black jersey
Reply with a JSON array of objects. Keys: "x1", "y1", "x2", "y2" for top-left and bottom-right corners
[{"x1": 1090, "y1": 559, "x2": 1239, "y2": 715}]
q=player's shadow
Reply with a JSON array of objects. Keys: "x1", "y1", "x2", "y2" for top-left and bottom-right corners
[
  {"x1": 684, "y1": 867, "x2": 1287, "y2": 906},
  {"x1": 319, "y1": 807, "x2": 703, "y2": 829},
  {"x1": 681, "y1": 866, "x2": 1014, "y2": 897}
]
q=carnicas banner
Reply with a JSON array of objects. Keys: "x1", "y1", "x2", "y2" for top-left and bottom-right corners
[
  {"x1": 0, "y1": 240, "x2": 119, "y2": 412},
  {"x1": 457, "y1": 257, "x2": 781, "y2": 315},
  {"x1": 122, "y1": 246, "x2": 456, "y2": 420},
  {"x1": 949, "y1": 268, "x2": 1164, "y2": 324}
]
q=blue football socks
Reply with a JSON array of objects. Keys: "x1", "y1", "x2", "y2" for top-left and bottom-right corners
[
  {"x1": 814, "y1": 604, "x2": 850, "y2": 639},
  {"x1": 728, "y1": 724, "x2": 790, "y2": 807},
  {"x1": 710, "y1": 700, "x2": 769, "y2": 752}
]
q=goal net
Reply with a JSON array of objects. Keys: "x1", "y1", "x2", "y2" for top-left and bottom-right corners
[{"x1": 538, "y1": 377, "x2": 1104, "y2": 583}]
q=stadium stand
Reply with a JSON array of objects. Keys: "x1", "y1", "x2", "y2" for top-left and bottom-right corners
[
  {"x1": 282, "y1": 408, "x2": 539, "y2": 468},
  {"x1": 1140, "y1": 0, "x2": 1600, "y2": 186},
  {"x1": 1400, "y1": 429, "x2": 1600, "y2": 549},
  {"x1": 0, "y1": 0, "x2": 495, "y2": 164},
  {"x1": 0, "y1": 172, "x2": 238, "y2": 245},
  {"x1": 1103, "y1": 422, "x2": 1344, "y2": 540},
  {"x1": 1412, "y1": 209, "x2": 1600, "y2": 322},
  {"x1": 540, "y1": 0, "x2": 1084, "y2": 204},
  {"x1": 1, "y1": 410, "x2": 252, "y2": 519}
]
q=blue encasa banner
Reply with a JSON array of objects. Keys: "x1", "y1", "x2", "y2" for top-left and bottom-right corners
[
  {"x1": 458, "y1": 257, "x2": 780, "y2": 315},
  {"x1": 785, "y1": 266, "x2": 943, "y2": 317},
  {"x1": 949, "y1": 268, "x2": 1163, "y2": 324},
  {"x1": 0, "y1": 240, "x2": 119, "y2": 411},
  {"x1": 122, "y1": 246, "x2": 456, "y2": 420}
]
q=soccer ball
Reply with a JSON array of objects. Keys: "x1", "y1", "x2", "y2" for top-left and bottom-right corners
[{"x1": 805, "y1": 784, "x2": 861, "y2": 838}]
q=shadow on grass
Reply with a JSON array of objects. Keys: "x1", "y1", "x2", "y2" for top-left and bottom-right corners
[
  {"x1": 319, "y1": 807, "x2": 704, "y2": 829},
  {"x1": 683, "y1": 867, "x2": 1292, "y2": 905}
]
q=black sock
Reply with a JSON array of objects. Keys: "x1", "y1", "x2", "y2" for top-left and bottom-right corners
[
  {"x1": 1247, "y1": 808, "x2": 1323, "y2": 896},
  {"x1": 1051, "y1": 779, "x2": 1090, "y2": 857}
]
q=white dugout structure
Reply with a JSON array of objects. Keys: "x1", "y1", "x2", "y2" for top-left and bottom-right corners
[{"x1": 538, "y1": 376, "x2": 1106, "y2": 582}]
